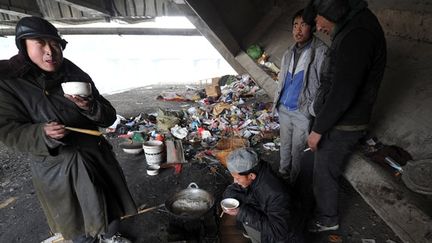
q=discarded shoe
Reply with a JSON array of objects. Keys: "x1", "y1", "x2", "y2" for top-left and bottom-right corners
[
  {"x1": 99, "y1": 233, "x2": 131, "y2": 243},
  {"x1": 308, "y1": 221, "x2": 339, "y2": 232}
]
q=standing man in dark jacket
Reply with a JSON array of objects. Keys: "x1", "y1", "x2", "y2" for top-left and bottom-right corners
[
  {"x1": 0, "y1": 17, "x2": 136, "y2": 242},
  {"x1": 222, "y1": 148, "x2": 302, "y2": 243},
  {"x1": 304, "y1": 0, "x2": 387, "y2": 232}
]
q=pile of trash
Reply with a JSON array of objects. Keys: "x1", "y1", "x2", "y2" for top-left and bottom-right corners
[{"x1": 106, "y1": 74, "x2": 280, "y2": 167}]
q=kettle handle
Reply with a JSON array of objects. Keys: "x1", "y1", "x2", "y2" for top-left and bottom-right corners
[{"x1": 187, "y1": 182, "x2": 199, "y2": 189}]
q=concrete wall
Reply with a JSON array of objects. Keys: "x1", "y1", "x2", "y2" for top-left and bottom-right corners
[
  {"x1": 369, "y1": 1, "x2": 432, "y2": 160},
  {"x1": 371, "y1": 35, "x2": 432, "y2": 160}
]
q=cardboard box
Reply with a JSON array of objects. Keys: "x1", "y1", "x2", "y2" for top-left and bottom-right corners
[
  {"x1": 211, "y1": 77, "x2": 220, "y2": 85},
  {"x1": 205, "y1": 85, "x2": 221, "y2": 97}
]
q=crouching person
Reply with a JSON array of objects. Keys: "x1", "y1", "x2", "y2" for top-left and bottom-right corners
[{"x1": 222, "y1": 148, "x2": 303, "y2": 243}]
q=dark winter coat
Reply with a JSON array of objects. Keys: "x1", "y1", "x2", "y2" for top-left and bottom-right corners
[
  {"x1": 223, "y1": 162, "x2": 302, "y2": 243},
  {"x1": 0, "y1": 54, "x2": 137, "y2": 239},
  {"x1": 312, "y1": 6, "x2": 387, "y2": 134}
]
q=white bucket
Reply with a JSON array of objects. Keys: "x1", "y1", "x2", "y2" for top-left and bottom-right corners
[{"x1": 143, "y1": 140, "x2": 164, "y2": 165}]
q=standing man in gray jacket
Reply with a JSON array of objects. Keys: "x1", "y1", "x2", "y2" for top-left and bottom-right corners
[{"x1": 272, "y1": 9, "x2": 328, "y2": 183}]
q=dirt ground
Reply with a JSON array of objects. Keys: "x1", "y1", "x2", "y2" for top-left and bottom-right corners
[{"x1": 0, "y1": 85, "x2": 402, "y2": 243}]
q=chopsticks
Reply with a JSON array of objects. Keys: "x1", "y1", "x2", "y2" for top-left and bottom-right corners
[
  {"x1": 121, "y1": 204, "x2": 165, "y2": 220},
  {"x1": 65, "y1": 126, "x2": 102, "y2": 136}
]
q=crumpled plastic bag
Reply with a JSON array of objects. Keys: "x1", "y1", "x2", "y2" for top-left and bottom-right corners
[
  {"x1": 170, "y1": 125, "x2": 188, "y2": 139},
  {"x1": 156, "y1": 108, "x2": 181, "y2": 131}
]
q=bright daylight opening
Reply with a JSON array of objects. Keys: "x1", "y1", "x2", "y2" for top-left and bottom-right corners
[{"x1": 0, "y1": 17, "x2": 237, "y2": 94}]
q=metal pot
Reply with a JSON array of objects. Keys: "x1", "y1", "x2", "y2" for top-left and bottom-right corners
[{"x1": 165, "y1": 182, "x2": 215, "y2": 220}]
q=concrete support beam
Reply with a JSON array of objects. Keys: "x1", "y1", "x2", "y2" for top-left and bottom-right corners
[
  {"x1": 184, "y1": 0, "x2": 241, "y2": 56},
  {"x1": 175, "y1": 2, "x2": 245, "y2": 75},
  {"x1": 0, "y1": 27, "x2": 200, "y2": 36},
  {"x1": 0, "y1": 0, "x2": 42, "y2": 17},
  {"x1": 180, "y1": 0, "x2": 281, "y2": 94},
  {"x1": 110, "y1": 0, "x2": 182, "y2": 18},
  {"x1": 344, "y1": 154, "x2": 432, "y2": 243},
  {"x1": 235, "y1": 51, "x2": 277, "y2": 99},
  {"x1": 55, "y1": 0, "x2": 110, "y2": 16}
]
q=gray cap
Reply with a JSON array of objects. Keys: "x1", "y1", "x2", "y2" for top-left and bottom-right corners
[{"x1": 227, "y1": 148, "x2": 259, "y2": 173}]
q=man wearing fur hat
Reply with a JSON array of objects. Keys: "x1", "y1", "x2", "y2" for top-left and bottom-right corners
[
  {"x1": 222, "y1": 148, "x2": 303, "y2": 242},
  {"x1": 0, "y1": 16, "x2": 136, "y2": 242},
  {"x1": 272, "y1": 9, "x2": 328, "y2": 184},
  {"x1": 304, "y1": 0, "x2": 386, "y2": 232}
]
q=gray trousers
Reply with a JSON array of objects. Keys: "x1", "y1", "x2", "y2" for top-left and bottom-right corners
[
  {"x1": 244, "y1": 224, "x2": 261, "y2": 243},
  {"x1": 313, "y1": 129, "x2": 365, "y2": 225},
  {"x1": 278, "y1": 105, "x2": 310, "y2": 182}
]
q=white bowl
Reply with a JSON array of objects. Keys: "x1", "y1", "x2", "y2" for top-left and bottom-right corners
[
  {"x1": 220, "y1": 198, "x2": 240, "y2": 210},
  {"x1": 120, "y1": 142, "x2": 143, "y2": 154},
  {"x1": 122, "y1": 148, "x2": 143, "y2": 154},
  {"x1": 61, "y1": 82, "x2": 92, "y2": 97},
  {"x1": 147, "y1": 164, "x2": 160, "y2": 176}
]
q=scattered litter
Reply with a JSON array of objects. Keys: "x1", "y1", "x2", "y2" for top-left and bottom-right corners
[
  {"x1": 104, "y1": 75, "x2": 281, "y2": 168},
  {"x1": 361, "y1": 239, "x2": 376, "y2": 243},
  {"x1": 263, "y1": 142, "x2": 278, "y2": 151},
  {"x1": 40, "y1": 233, "x2": 65, "y2": 243},
  {"x1": 0, "y1": 197, "x2": 16, "y2": 209},
  {"x1": 166, "y1": 140, "x2": 186, "y2": 164},
  {"x1": 170, "y1": 125, "x2": 188, "y2": 139}
]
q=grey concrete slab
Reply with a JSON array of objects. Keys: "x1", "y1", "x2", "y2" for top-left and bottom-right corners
[{"x1": 345, "y1": 154, "x2": 432, "y2": 243}]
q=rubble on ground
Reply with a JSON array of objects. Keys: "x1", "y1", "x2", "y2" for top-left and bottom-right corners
[{"x1": 107, "y1": 74, "x2": 281, "y2": 169}]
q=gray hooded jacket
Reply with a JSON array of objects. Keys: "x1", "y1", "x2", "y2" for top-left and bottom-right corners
[{"x1": 272, "y1": 36, "x2": 328, "y2": 118}]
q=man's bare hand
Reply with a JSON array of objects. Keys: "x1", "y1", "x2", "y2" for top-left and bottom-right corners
[
  {"x1": 44, "y1": 122, "x2": 67, "y2": 140},
  {"x1": 64, "y1": 94, "x2": 92, "y2": 111},
  {"x1": 307, "y1": 131, "x2": 322, "y2": 152},
  {"x1": 223, "y1": 207, "x2": 239, "y2": 216}
]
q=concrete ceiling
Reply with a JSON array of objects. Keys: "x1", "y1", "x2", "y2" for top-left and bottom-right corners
[{"x1": 0, "y1": 0, "x2": 197, "y2": 36}]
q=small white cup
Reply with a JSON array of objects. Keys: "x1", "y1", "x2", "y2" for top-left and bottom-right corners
[
  {"x1": 61, "y1": 82, "x2": 92, "y2": 97},
  {"x1": 147, "y1": 164, "x2": 160, "y2": 176},
  {"x1": 220, "y1": 198, "x2": 240, "y2": 211}
]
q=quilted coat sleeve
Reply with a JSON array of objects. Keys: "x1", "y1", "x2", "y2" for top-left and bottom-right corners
[{"x1": 0, "y1": 83, "x2": 51, "y2": 156}]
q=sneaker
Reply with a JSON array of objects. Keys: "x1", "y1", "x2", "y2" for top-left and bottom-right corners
[
  {"x1": 308, "y1": 221, "x2": 339, "y2": 232},
  {"x1": 278, "y1": 168, "x2": 289, "y2": 175},
  {"x1": 242, "y1": 231, "x2": 250, "y2": 239},
  {"x1": 278, "y1": 168, "x2": 290, "y2": 180},
  {"x1": 99, "y1": 233, "x2": 132, "y2": 243},
  {"x1": 243, "y1": 232, "x2": 250, "y2": 239}
]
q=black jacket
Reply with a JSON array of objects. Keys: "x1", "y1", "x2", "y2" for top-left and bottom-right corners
[
  {"x1": 312, "y1": 7, "x2": 387, "y2": 134},
  {"x1": 223, "y1": 163, "x2": 302, "y2": 243}
]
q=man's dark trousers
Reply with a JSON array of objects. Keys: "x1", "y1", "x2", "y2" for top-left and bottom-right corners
[{"x1": 313, "y1": 129, "x2": 365, "y2": 225}]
